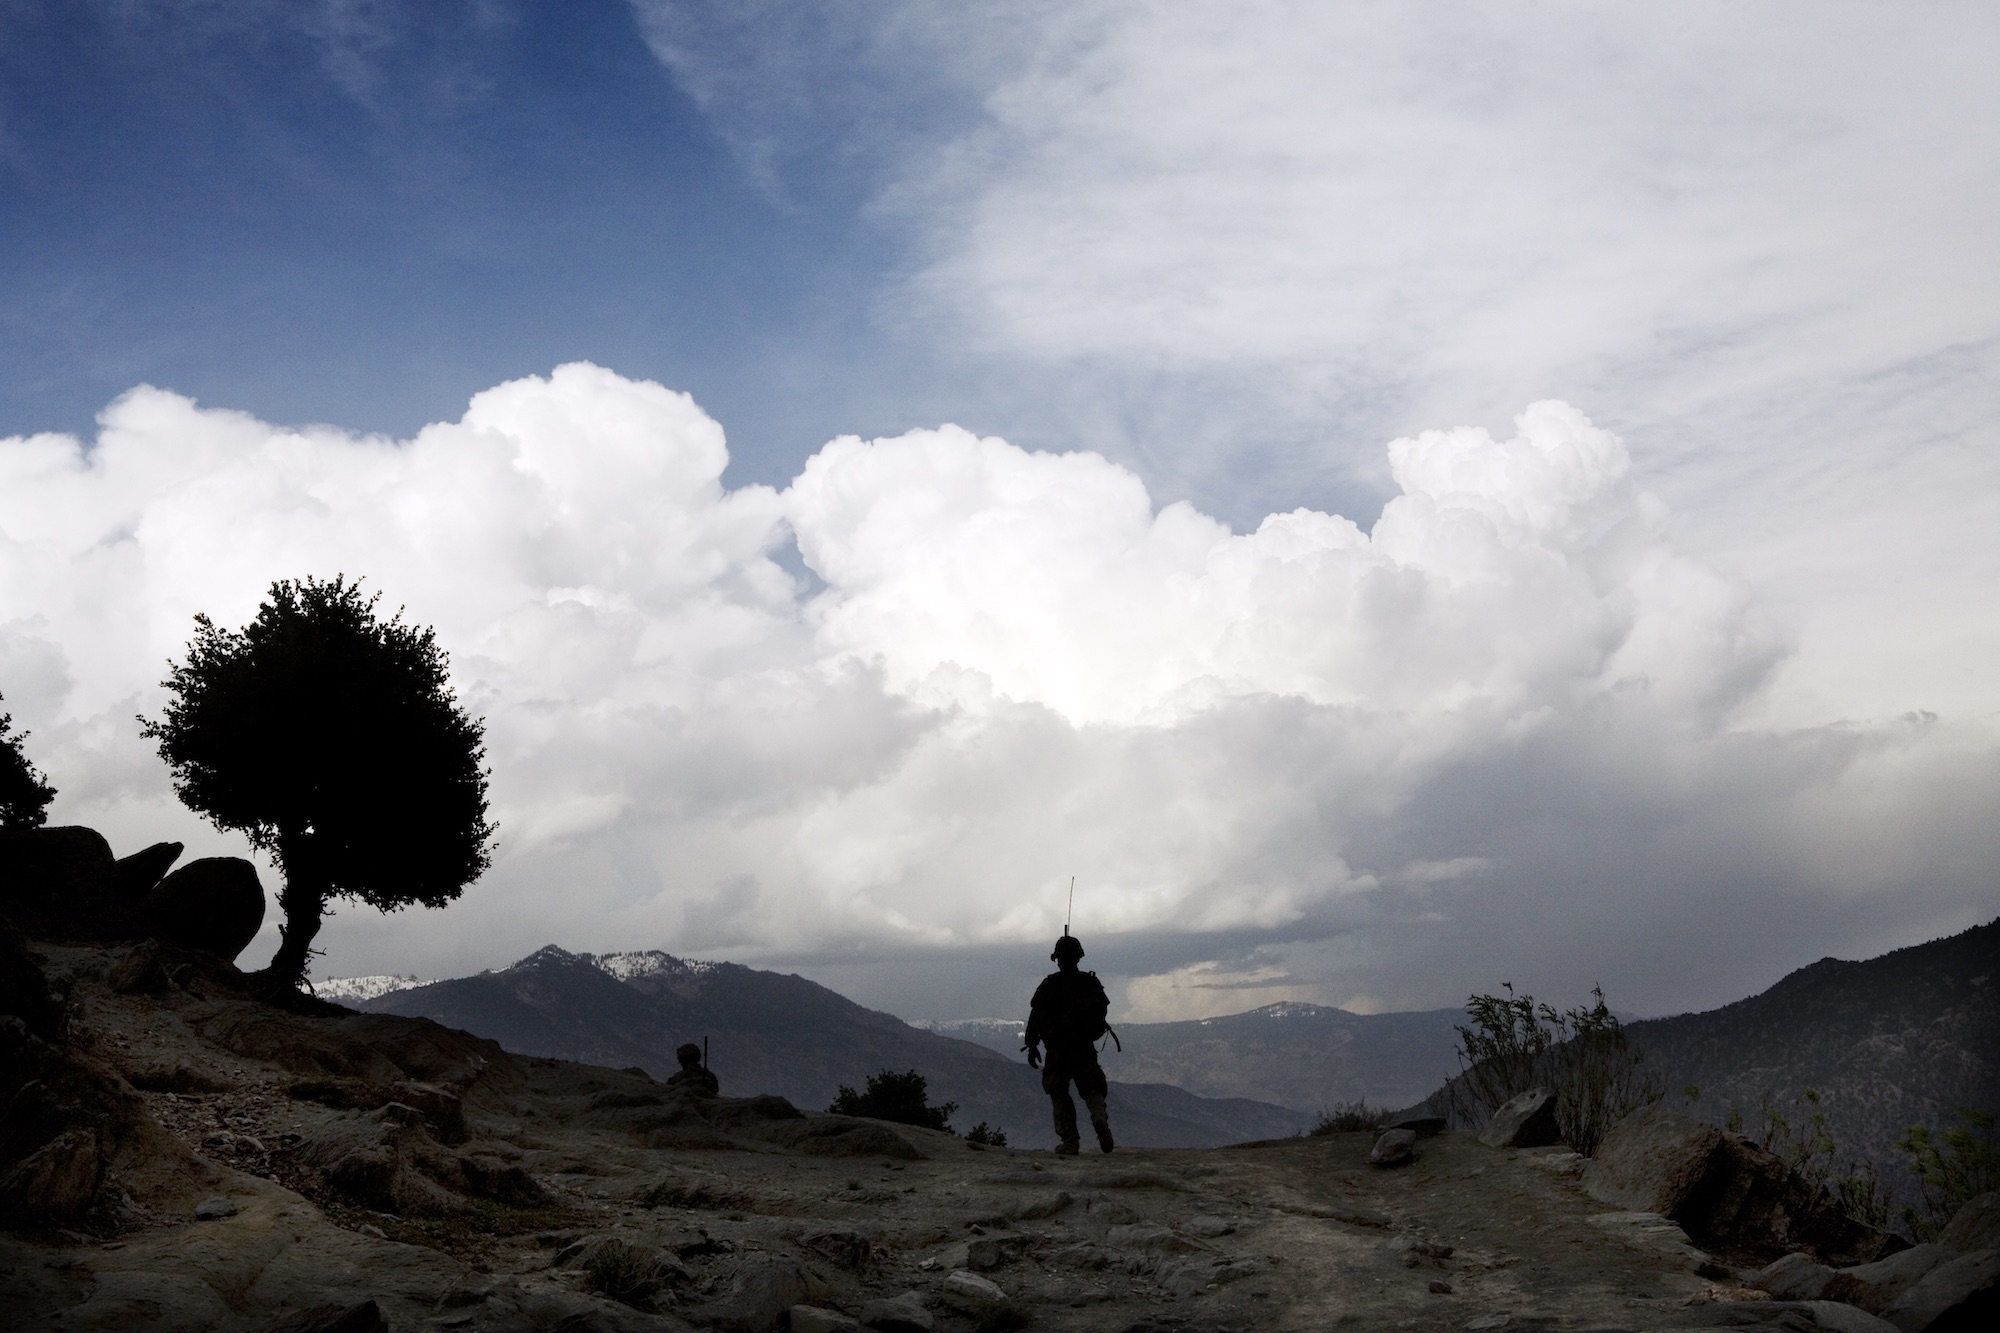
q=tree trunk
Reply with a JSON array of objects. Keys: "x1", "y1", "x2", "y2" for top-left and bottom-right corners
[{"x1": 258, "y1": 846, "x2": 326, "y2": 991}]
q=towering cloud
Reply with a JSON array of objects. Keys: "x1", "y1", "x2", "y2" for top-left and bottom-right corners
[{"x1": 2, "y1": 365, "x2": 1992, "y2": 1018}]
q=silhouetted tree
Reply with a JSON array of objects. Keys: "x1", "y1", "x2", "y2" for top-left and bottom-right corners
[
  {"x1": 141, "y1": 577, "x2": 494, "y2": 987},
  {"x1": 0, "y1": 695, "x2": 58, "y2": 829}
]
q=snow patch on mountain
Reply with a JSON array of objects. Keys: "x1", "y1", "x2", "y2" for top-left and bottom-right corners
[
  {"x1": 317, "y1": 974, "x2": 427, "y2": 1002},
  {"x1": 591, "y1": 950, "x2": 723, "y2": 983}
]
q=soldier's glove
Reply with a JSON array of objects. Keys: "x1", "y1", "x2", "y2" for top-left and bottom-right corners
[{"x1": 1024, "y1": 1045, "x2": 1041, "y2": 1069}]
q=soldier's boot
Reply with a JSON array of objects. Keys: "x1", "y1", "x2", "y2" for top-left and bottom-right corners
[
  {"x1": 1055, "y1": 1140, "x2": 1081, "y2": 1156},
  {"x1": 1085, "y1": 1094, "x2": 1114, "y2": 1154}
]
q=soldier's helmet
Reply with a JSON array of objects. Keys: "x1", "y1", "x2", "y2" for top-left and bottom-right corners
[
  {"x1": 1051, "y1": 934, "x2": 1085, "y2": 963},
  {"x1": 675, "y1": 1042, "x2": 702, "y2": 1067}
]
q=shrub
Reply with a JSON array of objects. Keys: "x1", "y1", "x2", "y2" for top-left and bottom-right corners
[
  {"x1": 828, "y1": 1068, "x2": 957, "y2": 1132},
  {"x1": 1310, "y1": 1101, "x2": 1384, "y2": 1135},
  {"x1": 0, "y1": 695, "x2": 57, "y2": 829},
  {"x1": 1446, "y1": 983, "x2": 1659, "y2": 1156},
  {"x1": 965, "y1": 1121, "x2": 1008, "y2": 1147},
  {"x1": 1899, "y1": 1106, "x2": 2000, "y2": 1241},
  {"x1": 584, "y1": 1238, "x2": 674, "y2": 1308},
  {"x1": 1749, "y1": 1086, "x2": 1894, "y2": 1231}
]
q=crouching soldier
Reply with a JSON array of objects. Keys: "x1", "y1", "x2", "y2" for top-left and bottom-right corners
[
  {"x1": 1023, "y1": 934, "x2": 1115, "y2": 1155},
  {"x1": 666, "y1": 1041, "x2": 719, "y2": 1096}
]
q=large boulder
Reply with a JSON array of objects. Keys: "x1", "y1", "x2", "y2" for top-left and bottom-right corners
[
  {"x1": 0, "y1": 826, "x2": 135, "y2": 940},
  {"x1": 142, "y1": 857, "x2": 265, "y2": 962},
  {"x1": 1937, "y1": 1194, "x2": 2000, "y2": 1254},
  {"x1": 1584, "y1": 1105, "x2": 1725, "y2": 1214},
  {"x1": 1882, "y1": 1248, "x2": 1998, "y2": 1333},
  {"x1": 1369, "y1": 1128, "x2": 1418, "y2": 1167},
  {"x1": 1584, "y1": 1104, "x2": 1892, "y2": 1263},
  {"x1": 1754, "y1": 1250, "x2": 1838, "y2": 1301},
  {"x1": 115, "y1": 841, "x2": 184, "y2": 900},
  {"x1": 1479, "y1": 1088, "x2": 1561, "y2": 1148},
  {"x1": 1825, "y1": 1245, "x2": 1956, "y2": 1313},
  {"x1": 703, "y1": 1254, "x2": 813, "y2": 1333}
]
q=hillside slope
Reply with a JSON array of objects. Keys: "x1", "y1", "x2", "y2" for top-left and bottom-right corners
[
  {"x1": 1627, "y1": 917, "x2": 2000, "y2": 1182},
  {"x1": 358, "y1": 946, "x2": 1310, "y2": 1148},
  {"x1": 11, "y1": 937, "x2": 1881, "y2": 1333}
]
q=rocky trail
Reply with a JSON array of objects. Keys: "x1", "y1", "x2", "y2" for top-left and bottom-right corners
[{"x1": 7, "y1": 930, "x2": 1995, "y2": 1333}]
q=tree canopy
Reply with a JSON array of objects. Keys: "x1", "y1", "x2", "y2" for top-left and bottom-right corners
[
  {"x1": 142, "y1": 576, "x2": 494, "y2": 982},
  {"x1": 0, "y1": 696, "x2": 57, "y2": 830}
]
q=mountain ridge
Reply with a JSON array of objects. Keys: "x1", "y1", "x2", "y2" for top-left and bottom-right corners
[
  {"x1": 357, "y1": 943, "x2": 1311, "y2": 1149},
  {"x1": 1623, "y1": 917, "x2": 1999, "y2": 1188}
]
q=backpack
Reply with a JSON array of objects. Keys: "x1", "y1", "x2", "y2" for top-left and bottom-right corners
[{"x1": 1050, "y1": 970, "x2": 1111, "y2": 1046}]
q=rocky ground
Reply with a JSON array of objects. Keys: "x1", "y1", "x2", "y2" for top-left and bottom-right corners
[{"x1": 1, "y1": 938, "x2": 1986, "y2": 1333}]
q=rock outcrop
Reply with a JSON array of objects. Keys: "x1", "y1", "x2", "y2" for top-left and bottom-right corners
[
  {"x1": 1757, "y1": 1247, "x2": 1997, "y2": 1330},
  {"x1": 1585, "y1": 1104, "x2": 1894, "y2": 1264},
  {"x1": 1750, "y1": 1193, "x2": 2000, "y2": 1333},
  {"x1": 0, "y1": 826, "x2": 133, "y2": 940},
  {"x1": 140, "y1": 856, "x2": 265, "y2": 962},
  {"x1": 1369, "y1": 1127, "x2": 1418, "y2": 1166},
  {"x1": 1936, "y1": 1192, "x2": 2000, "y2": 1254},
  {"x1": 1478, "y1": 1087, "x2": 1561, "y2": 1148},
  {"x1": 0, "y1": 829, "x2": 265, "y2": 966},
  {"x1": 0, "y1": 925, "x2": 193, "y2": 1228},
  {"x1": 113, "y1": 841, "x2": 184, "y2": 902}
]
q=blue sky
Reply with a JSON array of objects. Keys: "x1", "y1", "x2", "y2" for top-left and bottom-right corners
[
  {"x1": 1, "y1": 0, "x2": 929, "y2": 489},
  {"x1": 3, "y1": 1, "x2": 1996, "y2": 1020}
]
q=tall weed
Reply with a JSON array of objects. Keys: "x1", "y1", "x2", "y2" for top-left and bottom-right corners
[
  {"x1": 1310, "y1": 1100, "x2": 1385, "y2": 1135},
  {"x1": 1448, "y1": 983, "x2": 1659, "y2": 1156},
  {"x1": 1750, "y1": 1087, "x2": 1894, "y2": 1231},
  {"x1": 1898, "y1": 1106, "x2": 1999, "y2": 1240}
]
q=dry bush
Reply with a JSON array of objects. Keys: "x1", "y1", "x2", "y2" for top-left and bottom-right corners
[
  {"x1": 1447, "y1": 983, "x2": 1660, "y2": 1156},
  {"x1": 1310, "y1": 1101, "x2": 1385, "y2": 1135}
]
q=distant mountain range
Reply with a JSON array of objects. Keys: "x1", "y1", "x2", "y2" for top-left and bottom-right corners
[
  {"x1": 347, "y1": 916, "x2": 1998, "y2": 1173},
  {"x1": 914, "y1": 1003, "x2": 1467, "y2": 1112},
  {"x1": 352, "y1": 946, "x2": 1311, "y2": 1149}
]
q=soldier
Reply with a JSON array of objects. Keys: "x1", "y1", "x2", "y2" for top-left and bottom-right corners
[
  {"x1": 1023, "y1": 934, "x2": 1115, "y2": 1155},
  {"x1": 666, "y1": 1041, "x2": 719, "y2": 1096}
]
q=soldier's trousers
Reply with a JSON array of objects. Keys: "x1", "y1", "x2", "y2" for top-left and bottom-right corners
[{"x1": 1041, "y1": 1043, "x2": 1111, "y2": 1147}]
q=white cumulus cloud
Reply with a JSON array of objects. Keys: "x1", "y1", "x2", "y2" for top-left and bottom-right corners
[{"x1": 3, "y1": 364, "x2": 1993, "y2": 1019}]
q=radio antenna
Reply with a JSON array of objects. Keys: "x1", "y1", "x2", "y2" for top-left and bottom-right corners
[{"x1": 1065, "y1": 876, "x2": 1075, "y2": 935}]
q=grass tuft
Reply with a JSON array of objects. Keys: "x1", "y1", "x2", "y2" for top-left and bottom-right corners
[
  {"x1": 584, "y1": 1238, "x2": 674, "y2": 1308},
  {"x1": 1310, "y1": 1100, "x2": 1384, "y2": 1135}
]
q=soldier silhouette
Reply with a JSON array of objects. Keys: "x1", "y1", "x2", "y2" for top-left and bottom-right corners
[
  {"x1": 1023, "y1": 934, "x2": 1115, "y2": 1154},
  {"x1": 666, "y1": 1041, "x2": 718, "y2": 1096}
]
